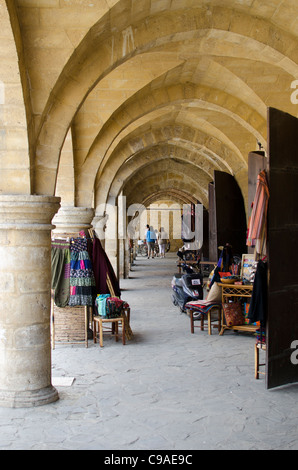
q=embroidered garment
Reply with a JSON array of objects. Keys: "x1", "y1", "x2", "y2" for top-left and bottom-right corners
[{"x1": 69, "y1": 237, "x2": 96, "y2": 306}]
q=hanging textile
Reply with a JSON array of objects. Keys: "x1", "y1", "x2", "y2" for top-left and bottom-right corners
[
  {"x1": 247, "y1": 170, "x2": 269, "y2": 255},
  {"x1": 51, "y1": 240, "x2": 70, "y2": 308},
  {"x1": 69, "y1": 237, "x2": 96, "y2": 306},
  {"x1": 92, "y1": 236, "x2": 121, "y2": 297},
  {"x1": 247, "y1": 260, "x2": 268, "y2": 325}
]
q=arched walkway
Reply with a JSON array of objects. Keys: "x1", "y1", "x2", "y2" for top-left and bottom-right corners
[{"x1": 0, "y1": 254, "x2": 297, "y2": 449}]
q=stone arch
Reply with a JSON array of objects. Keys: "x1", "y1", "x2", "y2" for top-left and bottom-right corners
[
  {"x1": 1, "y1": 1, "x2": 31, "y2": 194},
  {"x1": 122, "y1": 158, "x2": 209, "y2": 209},
  {"x1": 142, "y1": 189, "x2": 198, "y2": 207},
  {"x1": 90, "y1": 97, "x2": 257, "y2": 210},
  {"x1": 105, "y1": 145, "x2": 222, "y2": 205},
  {"x1": 94, "y1": 125, "x2": 238, "y2": 209},
  {"x1": 79, "y1": 82, "x2": 266, "y2": 208},
  {"x1": 32, "y1": 5, "x2": 298, "y2": 196}
]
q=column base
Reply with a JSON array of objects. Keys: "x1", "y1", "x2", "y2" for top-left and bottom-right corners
[{"x1": 0, "y1": 385, "x2": 59, "y2": 408}]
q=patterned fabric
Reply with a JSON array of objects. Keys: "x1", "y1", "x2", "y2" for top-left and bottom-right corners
[
  {"x1": 247, "y1": 170, "x2": 269, "y2": 255},
  {"x1": 223, "y1": 302, "x2": 244, "y2": 326},
  {"x1": 256, "y1": 328, "x2": 266, "y2": 345},
  {"x1": 70, "y1": 237, "x2": 88, "y2": 253},
  {"x1": 106, "y1": 297, "x2": 125, "y2": 318},
  {"x1": 95, "y1": 295, "x2": 129, "y2": 319},
  {"x1": 69, "y1": 237, "x2": 96, "y2": 306},
  {"x1": 186, "y1": 299, "x2": 221, "y2": 319}
]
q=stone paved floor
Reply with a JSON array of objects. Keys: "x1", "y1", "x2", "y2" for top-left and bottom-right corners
[{"x1": 1, "y1": 254, "x2": 298, "y2": 450}]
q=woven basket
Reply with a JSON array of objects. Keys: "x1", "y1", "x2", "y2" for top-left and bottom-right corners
[
  {"x1": 52, "y1": 303, "x2": 88, "y2": 347},
  {"x1": 221, "y1": 278, "x2": 236, "y2": 284}
]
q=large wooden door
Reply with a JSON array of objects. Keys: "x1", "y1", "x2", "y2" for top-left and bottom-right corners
[
  {"x1": 210, "y1": 171, "x2": 247, "y2": 258},
  {"x1": 267, "y1": 108, "x2": 298, "y2": 389}
]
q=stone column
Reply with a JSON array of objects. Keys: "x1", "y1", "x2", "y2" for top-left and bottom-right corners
[
  {"x1": 91, "y1": 214, "x2": 106, "y2": 249},
  {"x1": 118, "y1": 194, "x2": 126, "y2": 279},
  {"x1": 52, "y1": 206, "x2": 95, "y2": 236},
  {"x1": 104, "y1": 197, "x2": 118, "y2": 276},
  {"x1": 0, "y1": 195, "x2": 61, "y2": 408}
]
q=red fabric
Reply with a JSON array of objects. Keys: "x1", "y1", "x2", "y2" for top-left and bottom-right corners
[
  {"x1": 223, "y1": 302, "x2": 244, "y2": 326},
  {"x1": 247, "y1": 170, "x2": 269, "y2": 247}
]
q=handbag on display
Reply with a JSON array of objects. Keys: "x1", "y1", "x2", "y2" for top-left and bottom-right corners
[{"x1": 223, "y1": 302, "x2": 244, "y2": 327}]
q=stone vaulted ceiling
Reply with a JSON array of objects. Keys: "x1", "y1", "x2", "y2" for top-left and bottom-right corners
[{"x1": 1, "y1": 0, "x2": 298, "y2": 215}]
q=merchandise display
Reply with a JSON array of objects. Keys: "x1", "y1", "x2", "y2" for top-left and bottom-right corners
[{"x1": 51, "y1": 231, "x2": 131, "y2": 346}]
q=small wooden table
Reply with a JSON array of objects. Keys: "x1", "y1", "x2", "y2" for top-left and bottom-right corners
[{"x1": 218, "y1": 282, "x2": 257, "y2": 336}]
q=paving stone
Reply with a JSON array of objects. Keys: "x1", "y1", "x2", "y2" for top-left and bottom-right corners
[{"x1": 0, "y1": 254, "x2": 297, "y2": 450}]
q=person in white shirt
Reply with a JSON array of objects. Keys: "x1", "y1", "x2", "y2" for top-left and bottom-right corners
[{"x1": 157, "y1": 227, "x2": 168, "y2": 258}]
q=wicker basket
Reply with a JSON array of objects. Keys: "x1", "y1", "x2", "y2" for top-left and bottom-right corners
[
  {"x1": 221, "y1": 278, "x2": 236, "y2": 284},
  {"x1": 51, "y1": 302, "x2": 89, "y2": 348}
]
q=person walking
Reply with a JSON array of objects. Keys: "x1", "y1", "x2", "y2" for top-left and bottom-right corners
[
  {"x1": 157, "y1": 227, "x2": 168, "y2": 258},
  {"x1": 146, "y1": 225, "x2": 157, "y2": 258},
  {"x1": 144, "y1": 224, "x2": 150, "y2": 240}
]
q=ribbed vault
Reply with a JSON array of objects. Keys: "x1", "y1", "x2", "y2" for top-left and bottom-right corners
[
  {"x1": 2, "y1": 0, "x2": 298, "y2": 226},
  {"x1": 123, "y1": 158, "x2": 209, "y2": 208},
  {"x1": 143, "y1": 190, "x2": 197, "y2": 207}
]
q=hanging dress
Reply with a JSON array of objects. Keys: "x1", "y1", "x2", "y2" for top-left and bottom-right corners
[
  {"x1": 247, "y1": 170, "x2": 269, "y2": 255},
  {"x1": 69, "y1": 237, "x2": 96, "y2": 306},
  {"x1": 247, "y1": 260, "x2": 268, "y2": 325},
  {"x1": 51, "y1": 240, "x2": 71, "y2": 308}
]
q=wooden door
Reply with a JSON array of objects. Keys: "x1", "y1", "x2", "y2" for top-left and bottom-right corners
[
  {"x1": 266, "y1": 108, "x2": 298, "y2": 389},
  {"x1": 212, "y1": 171, "x2": 247, "y2": 258}
]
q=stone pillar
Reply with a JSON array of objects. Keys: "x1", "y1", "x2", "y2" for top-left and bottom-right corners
[
  {"x1": 52, "y1": 206, "x2": 95, "y2": 236},
  {"x1": 0, "y1": 195, "x2": 60, "y2": 408},
  {"x1": 118, "y1": 194, "x2": 126, "y2": 279},
  {"x1": 91, "y1": 214, "x2": 107, "y2": 248},
  {"x1": 104, "y1": 197, "x2": 118, "y2": 276}
]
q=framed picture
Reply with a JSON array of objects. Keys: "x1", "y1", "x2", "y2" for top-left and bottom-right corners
[{"x1": 241, "y1": 254, "x2": 256, "y2": 280}]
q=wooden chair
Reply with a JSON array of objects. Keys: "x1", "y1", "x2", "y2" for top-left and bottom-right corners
[
  {"x1": 255, "y1": 342, "x2": 266, "y2": 379},
  {"x1": 94, "y1": 273, "x2": 133, "y2": 346},
  {"x1": 188, "y1": 306, "x2": 221, "y2": 335},
  {"x1": 93, "y1": 315, "x2": 125, "y2": 347}
]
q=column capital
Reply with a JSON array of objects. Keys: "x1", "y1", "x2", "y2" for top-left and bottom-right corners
[
  {"x1": 0, "y1": 194, "x2": 61, "y2": 230},
  {"x1": 52, "y1": 206, "x2": 95, "y2": 234}
]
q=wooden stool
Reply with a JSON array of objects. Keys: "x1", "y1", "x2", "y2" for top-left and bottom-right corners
[
  {"x1": 189, "y1": 306, "x2": 221, "y2": 335},
  {"x1": 255, "y1": 342, "x2": 266, "y2": 379},
  {"x1": 93, "y1": 315, "x2": 125, "y2": 347}
]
